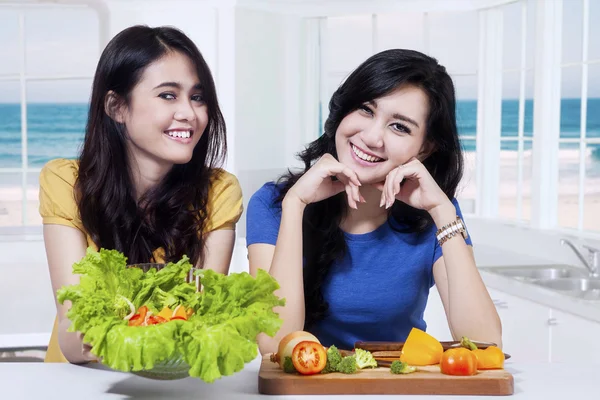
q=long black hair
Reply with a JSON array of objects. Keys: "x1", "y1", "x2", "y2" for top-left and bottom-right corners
[
  {"x1": 276, "y1": 49, "x2": 464, "y2": 329},
  {"x1": 76, "y1": 25, "x2": 226, "y2": 266}
]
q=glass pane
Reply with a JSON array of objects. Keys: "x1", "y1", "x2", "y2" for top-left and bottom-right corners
[
  {"x1": 375, "y1": 12, "x2": 427, "y2": 53},
  {"x1": 562, "y1": 0, "x2": 583, "y2": 64},
  {"x1": 557, "y1": 141, "x2": 581, "y2": 230},
  {"x1": 0, "y1": 11, "x2": 20, "y2": 76},
  {"x1": 588, "y1": 65, "x2": 600, "y2": 133},
  {"x1": 0, "y1": 172, "x2": 22, "y2": 227},
  {"x1": 498, "y1": 140, "x2": 532, "y2": 221},
  {"x1": 26, "y1": 79, "x2": 90, "y2": 168},
  {"x1": 501, "y1": 70, "x2": 534, "y2": 139},
  {"x1": 457, "y1": 139, "x2": 476, "y2": 209},
  {"x1": 0, "y1": 81, "x2": 22, "y2": 168},
  {"x1": 454, "y1": 74, "x2": 478, "y2": 138},
  {"x1": 589, "y1": 0, "x2": 600, "y2": 61},
  {"x1": 26, "y1": 171, "x2": 41, "y2": 226},
  {"x1": 584, "y1": 143, "x2": 600, "y2": 232},
  {"x1": 427, "y1": 12, "x2": 478, "y2": 74},
  {"x1": 520, "y1": 140, "x2": 533, "y2": 222},
  {"x1": 326, "y1": 15, "x2": 373, "y2": 73},
  {"x1": 525, "y1": 0, "x2": 536, "y2": 69},
  {"x1": 502, "y1": 1, "x2": 524, "y2": 70},
  {"x1": 560, "y1": 66, "x2": 582, "y2": 139},
  {"x1": 25, "y1": 9, "x2": 99, "y2": 77}
]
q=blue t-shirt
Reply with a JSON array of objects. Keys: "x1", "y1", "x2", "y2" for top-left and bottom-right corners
[{"x1": 246, "y1": 182, "x2": 472, "y2": 350}]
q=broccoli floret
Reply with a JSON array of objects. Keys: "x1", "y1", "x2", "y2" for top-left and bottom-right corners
[
  {"x1": 321, "y1": 345, "x2": 343, "y2": 374},
  {"x1": 354, "y1": 348, "x2": 378, "y2": 369},
  {"x1": 283, "y1": 356, "x2": 296, "y2": 373},
  {"x1": 390, "y1": 360, "x2": 416, "y2": 374},
  {"x1": 336, "y1": 356, "x2": 358, "y2": 374}
]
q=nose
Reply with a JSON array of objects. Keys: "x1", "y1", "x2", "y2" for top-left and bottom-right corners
[
  {"x1": 174, "y1": 99, "x2": 196, "y2": 122},
  {"x1": 360, "y1": 123, "x2": 384, "y2": 149}
]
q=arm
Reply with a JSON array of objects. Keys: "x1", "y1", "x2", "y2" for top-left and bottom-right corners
[
  {"x1": 43, "y1": 224, "x2": 96, "y2": 364},
  {"x1": 431, "y1": 204, "x2": 503, "y2": 348},
  {"x1": 247, "y1": 154, "x2": 361, "y2": 355},
  {"x1": 200, "y1": 229, "x2": 236, "y2": 275},
  {"x1": 248, "y1": 195, "x2": 307, "y2": 355}
]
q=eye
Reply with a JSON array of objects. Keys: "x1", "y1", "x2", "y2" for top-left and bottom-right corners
[
  {"x1": 191, "y1": 94, "x2": 204, "y2": 103},
  {"x1": 358, "y1": 104, "x2": 373, "y2": 115},
  {"x1": 159, "y1": 93, "x2": 176, "y2": 100},
  {"x1": 391, "y1": 122, "x2": 411, "y2": 135}
]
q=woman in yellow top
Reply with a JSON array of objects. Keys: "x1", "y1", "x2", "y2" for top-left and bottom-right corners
[{"x1": 38, "y1": 25, "x2": 243, "y2": 364}]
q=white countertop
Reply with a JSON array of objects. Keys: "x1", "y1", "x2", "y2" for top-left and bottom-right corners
[{"x1": 1, "y1": 356, "x2": 598, "y2": 400}]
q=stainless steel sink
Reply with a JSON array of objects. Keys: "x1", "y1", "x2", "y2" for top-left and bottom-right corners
[
  {"x1": 481, "y1": 265, "x2": 589, "y2": 281},
  {"x1": 480, "y1": 265, "x2": 600, "y2": 301}
]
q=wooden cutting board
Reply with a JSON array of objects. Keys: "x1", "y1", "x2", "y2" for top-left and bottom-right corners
[{"x1": 258, "y1": 355, "x2": 514, "y2": 396}]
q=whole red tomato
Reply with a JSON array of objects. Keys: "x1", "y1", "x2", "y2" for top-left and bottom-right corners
[{"x1": 440, "y1": 348, "x2": 478, "y2": 376}]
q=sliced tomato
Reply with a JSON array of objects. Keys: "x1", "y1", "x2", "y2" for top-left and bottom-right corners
[
  {"x1": 291, "y1": 341, "x2": 327, "y2": 375},
  {"x1": 128, "y1": 306, "x2": 148, "y2": 327},
  {"x1": 170, "y1": 316, "x2": 187, "y2": 321},
  {"x1": 146, "y1": 315, "x2": 168, "y2": 325}
]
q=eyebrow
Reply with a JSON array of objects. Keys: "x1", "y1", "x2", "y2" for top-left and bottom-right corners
[
  {"x1": 367, "y1": 100, "x2": 420, "y2": 128},
  {"x1": 153, "y1": 81, "x2": 203, "y2": 91}
]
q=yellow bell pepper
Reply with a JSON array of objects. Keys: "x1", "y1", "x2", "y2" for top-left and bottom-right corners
[{"x1": 399, "y1": 328, "x2": 444, "y2": 366}]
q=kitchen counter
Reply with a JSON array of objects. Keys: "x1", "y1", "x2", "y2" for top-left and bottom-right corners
[{"x1": 1, "y1": 356, "x2": 597, "y2": 400}]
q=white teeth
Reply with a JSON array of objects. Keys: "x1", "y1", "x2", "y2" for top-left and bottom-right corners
[
  {"x1": 166, "y1": 130, "x2": 191, "y2": 139},
  {"x1": 352, "y1": 144, "x2": 382, "y2": 163}
]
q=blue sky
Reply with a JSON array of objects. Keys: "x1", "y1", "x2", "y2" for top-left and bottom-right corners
[{"x1": 0, "y1": 1, "x2": 598, "y2": 103}]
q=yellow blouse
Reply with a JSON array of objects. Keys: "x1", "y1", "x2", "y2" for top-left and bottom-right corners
[{"x1": 39, "y1": 158, "x2": 243, "y2": 363}]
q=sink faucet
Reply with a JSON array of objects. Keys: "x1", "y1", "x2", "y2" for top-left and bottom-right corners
[{"x1": 560, "y1": 239, "x2": 600, "y2": 278}]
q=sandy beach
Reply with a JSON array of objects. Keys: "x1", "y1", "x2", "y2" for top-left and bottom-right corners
[{"x1": 1, "y1": 150, "x2": 599, "y2": 232}]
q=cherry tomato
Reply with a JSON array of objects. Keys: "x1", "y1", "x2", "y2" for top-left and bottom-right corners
[
  {"x1": 291, "y1": 341, "x2": 327, "y2": 375},
  {"x1": 440, "y1": 348, "x2": 478, "y2": 376}
]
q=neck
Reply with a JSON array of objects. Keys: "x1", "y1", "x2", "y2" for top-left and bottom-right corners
[
  {"x1": 340, "y1": 184, "x2": 389, "y2": 234},
  {"x1": 127, "y1": 148, "x2": 173, "y2": 201}
]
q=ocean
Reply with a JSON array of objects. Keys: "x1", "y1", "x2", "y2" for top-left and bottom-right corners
[{"x1": 0, "y1": 99, "x2": 599, "y2": 169}]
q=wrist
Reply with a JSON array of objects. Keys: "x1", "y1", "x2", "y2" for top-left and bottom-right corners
[
  {"x1": 429, "y1": 200, "x2": 456, "y2": 228},
  {"x1": 282, "y1": 193, "x2": 307, "y2": 213}
]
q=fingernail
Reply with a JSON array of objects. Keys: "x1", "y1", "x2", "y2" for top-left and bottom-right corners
[
  {"x1": 380, "y1": 198, "x2": 385, "y2": 207},
  {"x1": 360, "y1": 195, "x2": 366, "y2": 203},
  {"x1": 386, "y1": 200, "x2": 392, "y2": 209}
]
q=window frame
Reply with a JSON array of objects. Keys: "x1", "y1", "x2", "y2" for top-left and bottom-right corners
[{"x1": 0, "y1": 3, "x2": 106, "y2": 226}]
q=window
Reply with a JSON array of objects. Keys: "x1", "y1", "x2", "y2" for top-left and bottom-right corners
[
  {"x1": 498, "y1": 0, "x2": 535, "y2": 223},
  {"x1": 558, "y1": 0, "x2": 600, "y2": 233},
  {"x1": 0, "y1": 5, "x2": 100, "y2": 227}
]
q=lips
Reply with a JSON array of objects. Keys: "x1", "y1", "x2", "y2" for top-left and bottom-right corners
[{"x1": 351, "y1": 143, "x2": 384, "y2": 163}]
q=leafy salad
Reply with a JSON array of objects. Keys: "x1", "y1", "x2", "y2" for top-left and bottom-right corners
[{"x1": 57, "y1": 247, "x2": 285, "y2": 383}]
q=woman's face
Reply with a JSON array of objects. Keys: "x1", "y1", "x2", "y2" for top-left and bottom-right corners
[
  {"x1": 335, "y1": 85, "x2": 431, "y2": 185},
  {"x1": 117, "y1": 51, "x2": 208, "y2": 168}
]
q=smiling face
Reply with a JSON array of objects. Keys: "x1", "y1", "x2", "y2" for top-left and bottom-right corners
[
  {"x1": 115, "y1": 50, "x2": 209, "y2": 168},
  {"x1": 334, "y1": 84, "x2": 431, "y2": 184}
]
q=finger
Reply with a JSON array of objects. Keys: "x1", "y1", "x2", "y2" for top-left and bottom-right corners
[
  {"x1": 341, "y1": 166, "x2": 361, "y2": 187},
  {"x1": 325, "y1": 161, "x2": 361, "y2": 187},
  {"x1": 386, "y1": 168, "x2": 400, "y2": 209},
  {"x1": 345, "y1": 184, "x2": 358, "y2": 209},
  {"x1": 352, "y1": 183, "x2": 361, "y2": 204},
  {"x1": 380, "y1": 176, "x2": 387, "y2": 208}
]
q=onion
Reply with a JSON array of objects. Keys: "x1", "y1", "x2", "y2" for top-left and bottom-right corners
[{"x1": 270, "y1": 331, "x2": 320, "y2": 368}]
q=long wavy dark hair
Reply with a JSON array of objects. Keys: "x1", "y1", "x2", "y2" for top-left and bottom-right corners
[
  {"x1": 276, "y1": 49, "x2": 464, "y2": 329},
  {"x1": 76, "y1": 25, "x2": 226, "y2": 266}
]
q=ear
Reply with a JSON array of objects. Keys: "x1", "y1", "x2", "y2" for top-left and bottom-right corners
[
  {"x1": 104, "y1": 91, "x2": 126, "y2": 123},
  {"x1": 417, "y1": 140, "x2": 436, "y2": 162}
]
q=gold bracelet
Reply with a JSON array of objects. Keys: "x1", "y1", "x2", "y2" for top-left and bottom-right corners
[{"x1": 435, "y1": 216, "x2": 468, "y2": 246}]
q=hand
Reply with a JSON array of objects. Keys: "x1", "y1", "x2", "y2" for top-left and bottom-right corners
[
  {"x1": 374, "y1": 158, "x2": 449, "y2": 212},
  {"x1": 286, "y1": 153, "x2": 363, "y2": 209},
  {"x1": 77, "y1": 332, "x2": 100, "y2": 363}
]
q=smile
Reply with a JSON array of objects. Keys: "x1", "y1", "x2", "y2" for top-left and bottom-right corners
[
  {"x1": 351, "y1": 143, "x2": 384, "y2": 164},
  {"x1": 164, "y1": 129, "x2": 194, "y2": 143}
]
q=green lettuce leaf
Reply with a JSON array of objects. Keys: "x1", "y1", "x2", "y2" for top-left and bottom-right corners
[{"x1": 57, "y1": 247, "x2": 285, "y2": 383}]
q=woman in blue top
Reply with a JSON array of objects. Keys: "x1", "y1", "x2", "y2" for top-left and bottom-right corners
[{"x1": 246, "y1": 49, "x2": 502, "y2": 355}]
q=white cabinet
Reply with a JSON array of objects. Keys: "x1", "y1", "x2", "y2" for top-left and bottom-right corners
[
  {"x1": 487, "y1": 289, "x2": 551, "y2": 363},
  {"x1": 425, "y1": 286, "x2": 600, "y2": 364},
  {"x1": 550, "y1": 310, "x2": 600, "y2": 364}
]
